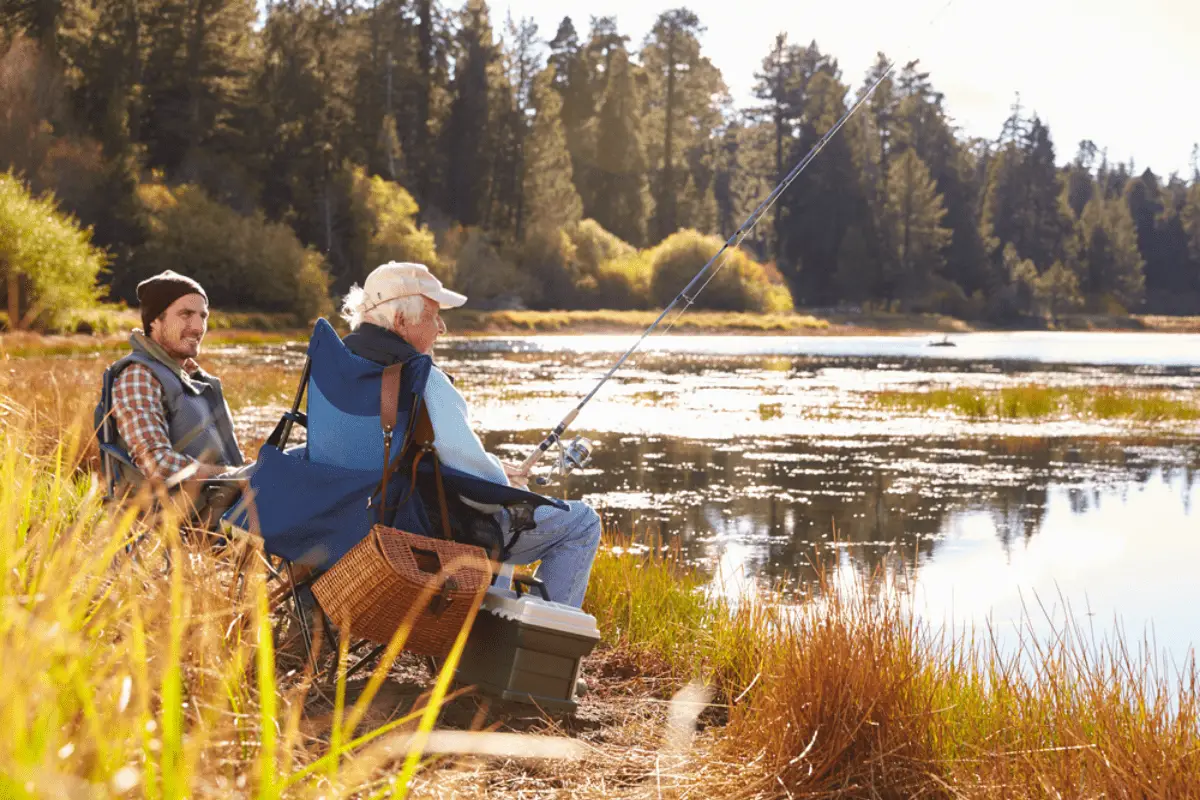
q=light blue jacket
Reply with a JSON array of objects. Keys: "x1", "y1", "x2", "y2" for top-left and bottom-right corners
[{"x1": 423, "y1": 366, "x2": 510, "y2": 486}]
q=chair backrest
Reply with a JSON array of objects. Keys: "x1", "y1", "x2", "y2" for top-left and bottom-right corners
[
  {"x1": 238, "y1": 318, "x2": 570, "y2": 571},
  {"x1": 303, "y1": 318, "x2": 431, "y2": 472},
  {"x1": 94, "y1": 364, "x2": 144, "y2": 498}
]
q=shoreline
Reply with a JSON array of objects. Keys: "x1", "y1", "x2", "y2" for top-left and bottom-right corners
[{"x1": 3, "y1": 310, "x2": 1199, "y2": 357}]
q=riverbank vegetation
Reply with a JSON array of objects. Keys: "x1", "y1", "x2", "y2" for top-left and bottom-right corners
[
  {"x1": 871, "y1": 384, "x2": 1200, "y2": 423},
  {"x1": 4, "y1": 386, "x2": 1199, "y2": 797},
  {"x1": 5, "y1": 6, "x2": 1200, "y2": 334},
  {"x1": 444, "y1": 308, "x2": 826, "y2": 334}
]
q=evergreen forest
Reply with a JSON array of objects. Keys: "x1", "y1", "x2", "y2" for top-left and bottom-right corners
[{"x1": 3, "y1": 0, "x2": 1199, "y2": 326}]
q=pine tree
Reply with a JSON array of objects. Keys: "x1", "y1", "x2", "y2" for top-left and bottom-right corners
[
  {"x1": 863, "y1": 53, "x2": 897, "y2": 207},
  {"x1": 1182, "y1": 179, "x2": 1200, "y2": 284},
  {"x1": 139, "y1": 0, "x2": 257, "y2": 176},
  {"x1": 411, "y1": 0, "x2": 449, "y2": 208},
  {"x1": 1124, "y1": 169, "x2": 1171, "y2": 300},
  {"x1": 882, "y1": 149, "x2": 952, "y2": 304},
  {"x1": 572, "y1": 16, "x2": 630, "y2": 219},
  {"x1": 546, "y1": 17, "x2": 595, "y2": 213},
  {"x1": 749, "y1": 34, "x2": 827, "y2": 261},
  {"x1": 981, "y1": 115, "x2": 1073, "y2": 276},
  {"x1": 1064, "y1": 140, "x2": 1099, "y2": 218},
  {"x1": 348, "y1": 0, "x2": 443, "y2": 193},
  {"x1": 892, "y1": 60, "x2": 988, "y2": 296},
  {"x1": 591, "y1": 47, "x2": 648, "y2": 246},
  {"x1": 250, "y1": 0, "x2": 358, "y2": 274},
  {"x1": 584, "y1": 15, "x2": 627, "y2": 93},
  {"x1": 522, "y1": 65, "x2": 582, "y2": 234},
  {"x1": 443, "y1": 0, "x2": 500, "y2": 227},
  {"x1": 546, "y1": 17, "x2": 578, "y2": 92},
  {"x1": 640, "y1": 7, "x2": 724, "y2": 242},
  {"x1": 1033, "y1": 261, "x2": 1082, "y2": 325},
  {"x1": 1072, "y1": 187, "x2": 1145, "y2": 310},
  {"x1": 777, "y1": 66, "x2": 861, "y2": 305},
  {"x1": 498, "y1": 14, "x2": 541, "y2": 239}
]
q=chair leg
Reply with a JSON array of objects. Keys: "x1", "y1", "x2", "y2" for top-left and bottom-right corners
[
  {"x1": 286, "y1": 561, "x2": 315, "y2": 670},
  {"x1": 344, "y1": 644, "x2": 388, "y2": 681}
]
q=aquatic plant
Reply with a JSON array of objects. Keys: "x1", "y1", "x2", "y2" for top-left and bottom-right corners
[
  {"x1": 873, "y1": 384, "x2": 1200, "y2": 423},
  {"x1": 757, "y1": 402, "x2": 784, "y2": 421}
]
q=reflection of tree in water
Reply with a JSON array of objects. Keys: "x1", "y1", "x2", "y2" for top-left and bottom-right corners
[{"x1": 482, "y1": 430, "x2": 1200, "y2": 590}]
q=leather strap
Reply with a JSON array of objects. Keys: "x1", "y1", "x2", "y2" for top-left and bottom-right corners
[
  {"x1": 372, "y1": 387, "x2": 453, "y2": 542},
  {"x1": 406, "y1": 403, "x2": 451, "y2": 540},
  {"x1": 431, "y1": 449, "x2": 452, "y2": 540},
  {"x1": 412, "y1": 398, "x2": 435, "y2": 448},
  {"x1": 380, "y1": 364, "x2": 402, "y2": 435},
  {"x1": 377, "y1": 364, "x2": 404, "y2": 522}
]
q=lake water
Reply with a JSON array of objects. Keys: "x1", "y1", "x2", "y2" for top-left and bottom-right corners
[
  {"x1": 192, "y1": 330, "x2": 1200, "y2": 663},
  {"x1": 429, "y1": 331, "x2": 1200, "y2": 664}
]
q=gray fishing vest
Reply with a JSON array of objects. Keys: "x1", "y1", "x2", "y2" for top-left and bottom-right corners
[{"x1": 105, "y1": 334, "x2": 245, "y2": 482}]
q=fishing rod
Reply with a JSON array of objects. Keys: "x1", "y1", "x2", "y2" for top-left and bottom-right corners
[{"x1": 516, "y1": 44, "x2": 926, "y2": 486}]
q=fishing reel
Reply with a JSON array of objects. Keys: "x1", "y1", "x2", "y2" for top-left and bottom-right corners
[{"x1": 533, "y1": 435, "x2": 595, "y2": 486}]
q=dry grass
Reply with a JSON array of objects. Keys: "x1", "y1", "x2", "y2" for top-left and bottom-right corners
[
  {"x1": 0, "y1": 386, "x2": 747, "y2": 798},
  {"x1": 590, "y1": 541, "x2": 1200, "y2": 798},
  {"x1": 0, "y1": 407, "x2": 504, "y2": 798},
  {"x1": 4, "y1": 351, "x2": 1200, "y2": 798}
]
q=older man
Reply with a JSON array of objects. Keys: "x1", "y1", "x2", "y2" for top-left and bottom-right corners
[
  {"x1": 104, "y1": 270, "x2": 247, "y2": 491},
  {"x1": 340, "y1": 261, "x2": 602, "y2": 608}
]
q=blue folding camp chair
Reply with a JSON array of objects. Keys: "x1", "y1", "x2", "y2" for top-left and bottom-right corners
[
  {"x1": 226, "y1": 318, "x2": 567, "y2": 671},
  {"x1": 96, "y1": 365, "x2": 145, "y2": 501},
  {"x1": 95, "y1": 364, "x2": 249, "y2": 532}
]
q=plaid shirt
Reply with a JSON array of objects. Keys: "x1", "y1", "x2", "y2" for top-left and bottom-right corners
[{"x1": 111, "y1": 359, "x2": 202, "y2": 480}]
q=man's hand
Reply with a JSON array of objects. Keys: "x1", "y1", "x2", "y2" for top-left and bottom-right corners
[{"x1": 502, "y1": 461, "x2": 530, "y2": 489}]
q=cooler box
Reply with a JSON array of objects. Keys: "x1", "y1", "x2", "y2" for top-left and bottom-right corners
[{"x1": 456, "y1": 584, "x2": 600, "y2": 713}]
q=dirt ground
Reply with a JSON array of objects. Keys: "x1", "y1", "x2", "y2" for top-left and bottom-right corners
[{"x1": 283, "y1": 644, "x2": 738, "y2": 799}]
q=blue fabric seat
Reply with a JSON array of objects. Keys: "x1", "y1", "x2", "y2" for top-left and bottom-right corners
[{"x1": 228, "y1": 318, "x2": 565, "y2": 572}]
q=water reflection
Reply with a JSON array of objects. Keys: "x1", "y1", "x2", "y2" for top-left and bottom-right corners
[
  {"x1": 481, "y1": 433, "x2": 1200, "y2": 593},
  {"x1": 913, "y1": 467, "x2": 1200, "y2": 663}
]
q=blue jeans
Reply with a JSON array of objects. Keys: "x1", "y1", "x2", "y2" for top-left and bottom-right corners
[{"x1": 496, "y1": 500, "x2": 602, "y2": 608}]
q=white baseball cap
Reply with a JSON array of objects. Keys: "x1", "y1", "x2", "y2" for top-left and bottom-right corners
[{"x1": 362, "y1": 261, "x2": 467, "y2": 310}]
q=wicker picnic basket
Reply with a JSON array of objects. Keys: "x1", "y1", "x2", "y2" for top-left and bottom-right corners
[{"x1": 311, "y1": 524, "x2": 494, "y2": 657}]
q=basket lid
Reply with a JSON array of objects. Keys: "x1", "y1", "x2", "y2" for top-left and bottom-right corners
[{"x1": 481, "y1": 586, "x2": 600, "y2": 640}]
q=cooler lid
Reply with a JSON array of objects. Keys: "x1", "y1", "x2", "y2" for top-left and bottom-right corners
[{"x1": 481, "y1": 586, "x2": 600, "y2": 640}]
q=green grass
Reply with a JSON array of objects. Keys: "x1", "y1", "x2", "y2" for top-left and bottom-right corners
[
  {"x1": 757, "y1": 402, "x2": 784, "y2": 421},
  {"x1": 872, "y1": 384, "x2": 1200, "y2": 423}
]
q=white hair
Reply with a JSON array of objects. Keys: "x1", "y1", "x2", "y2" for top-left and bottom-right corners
[{"x1": 340, "y1": 285, "x2": 428, "y2": 331}]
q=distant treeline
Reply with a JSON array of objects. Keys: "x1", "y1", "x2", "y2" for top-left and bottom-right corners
[{"x1": 2, "y1": 0, "x2": 1199, "y2": 327}]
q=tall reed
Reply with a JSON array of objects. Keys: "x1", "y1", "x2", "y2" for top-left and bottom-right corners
[
  {"x1": 0, "y1": 401, "x2": 480, "y2": 798},
  {"x1": 586, "y1": 538, "x2": 1200, "y2": 797}
]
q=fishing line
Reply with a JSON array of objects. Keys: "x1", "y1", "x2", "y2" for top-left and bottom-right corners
[{"x1": 518, "y1": 0, "x2": 961, "y2": 482}]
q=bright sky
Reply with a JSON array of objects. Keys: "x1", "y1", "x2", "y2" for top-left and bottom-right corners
[{"x1": 495, "y1": 0, "x2": 1200, "y2": 178}]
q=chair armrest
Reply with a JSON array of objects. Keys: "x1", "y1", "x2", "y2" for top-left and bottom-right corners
[{"x1": 99, "y1": 442, "x2": 137, "y2": 470}]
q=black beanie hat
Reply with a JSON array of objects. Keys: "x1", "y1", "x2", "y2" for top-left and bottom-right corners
[{"x1": 136, "y1": 270, "x2": 207, "y2": 334}]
